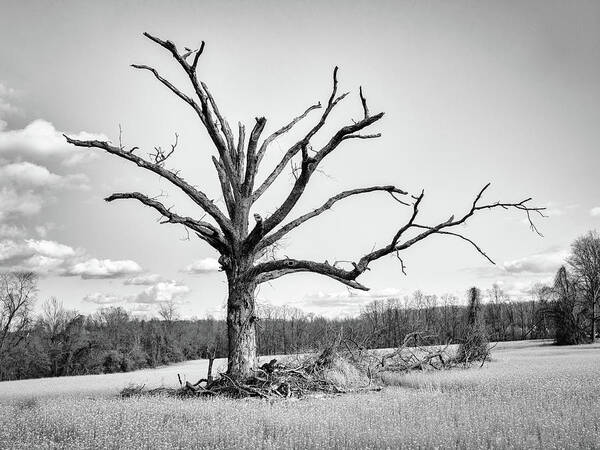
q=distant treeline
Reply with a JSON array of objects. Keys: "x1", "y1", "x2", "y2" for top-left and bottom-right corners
[
  {"x1": 255, "y1": 287, "x2": 553, "y2": 356},
  {"x1": 3, "y1": 230, "x2": 598, "y2": 381},
  {"x1": 1, "y1": 280, "x2": 557, "y2": 381}
]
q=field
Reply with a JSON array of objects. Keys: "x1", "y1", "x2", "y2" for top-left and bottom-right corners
[{"x1": 0, "y1": 340, "x2": 599, "y2": 449}]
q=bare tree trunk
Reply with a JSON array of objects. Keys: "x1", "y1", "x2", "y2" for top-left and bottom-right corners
[{"x1": 226, "y1": 276, "x2": 258, "y2": 379}]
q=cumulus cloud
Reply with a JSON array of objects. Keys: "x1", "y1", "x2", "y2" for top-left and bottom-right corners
[
  {"x1": 0, "y1": 238, "x2": 77, "y2": 273},
  {"x1": 65, "y1": 258, "x2": 143, "y2": 279},
  {"x1": 124, "y1": 273, "x2": 165, "y2": 285},
  {"x1": 296, "y1": 287, "x2": 404, "y2": 317},
  {"x1": 0, "y1": 161, "x2": 89, "y2": 223},
  {"x1": 502, "y1": 249, "x2": 568, "y2": 274},
  {"x1": 0, "y1": 119, "x2": 105, "y2": 166},
  {"x1": 133, "y1": 281, "x2": 190, "y2": 304},
  {"x1": 0, "y1": 223, "x2": 26, "y2": 238},
  {"x1": 34, "y1": 224, "x2": 55, "y2": 238},
  {"x1": 0, "y1": 186, "x2": 44, "y2": 220},
  {"x1": 0, "y1": 162, "x2": 89, "y2": 190},
  {"x1": 25, "y1": 239, "x2": 75, "y2": 259},
  {"x1": 591, "y1": 207, "x2": 600, "y2": 217},
  {"x1": 0, "y1": 237, "x2": 145, "y2": 280},
  {"x1": 183, "y1": 257, "x2": 221, "y2": 274},
  {"x1": 82, "y1": 280, "x2": 190, "y2": 317}
]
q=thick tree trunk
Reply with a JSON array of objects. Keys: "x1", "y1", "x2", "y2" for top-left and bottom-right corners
[{"x1": 226, "y1": 277, "x2": 258, "y2": 379}]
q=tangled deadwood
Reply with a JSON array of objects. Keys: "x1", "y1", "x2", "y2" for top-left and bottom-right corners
[
  {"x1": 121, "y1": 347, "x2": 379, "y2": 399},
  {"x1": 120, "y1": 331, "x2": 493, "y2": 400},
  {"x1": 344, "y1": 331, "x2": 474, "y2": 382}
]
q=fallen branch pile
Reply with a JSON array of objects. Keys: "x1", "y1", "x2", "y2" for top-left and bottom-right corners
[
  {"x1": 121, "y1": 346, "x2": 377, "y2": 399},
  {"x1": 120, "y1": 332, "x2": 492, "y2": 400}
]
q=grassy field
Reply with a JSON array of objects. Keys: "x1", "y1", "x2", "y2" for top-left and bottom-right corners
[{"x1": 0, "y1": 340, "x2": 599, "y2": 449}]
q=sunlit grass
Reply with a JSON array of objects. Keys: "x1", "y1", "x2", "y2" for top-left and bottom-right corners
[{"x1": 1, "y1": 341, "x2": 599, "y2": 449}]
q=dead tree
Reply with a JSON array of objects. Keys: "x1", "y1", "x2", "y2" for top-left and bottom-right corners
[{"x1": 65, "y1": 33, "x2": 544, "y2": 380}]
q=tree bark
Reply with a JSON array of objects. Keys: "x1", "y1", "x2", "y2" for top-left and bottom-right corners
[{"x1": 226, "y1": 276, "x2": 258, "y2": 379}]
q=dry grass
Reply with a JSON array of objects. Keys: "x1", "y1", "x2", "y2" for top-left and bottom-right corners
[{"x1": 1, "y1": 340, "x2": 599, "y2": 449}]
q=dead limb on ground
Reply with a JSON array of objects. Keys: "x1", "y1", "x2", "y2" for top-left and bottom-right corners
[{"x1": 120, "y1": 333, "x2": 492, "y2": 400}]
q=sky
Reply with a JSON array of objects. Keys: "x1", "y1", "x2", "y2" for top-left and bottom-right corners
[{"x1": 0, "y1": 0, "x2": 599, "y2": 318}]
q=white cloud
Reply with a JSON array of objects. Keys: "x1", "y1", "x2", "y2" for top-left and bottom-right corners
[
  {"x1": 23, "y1": 255, "x2": 68, "y2": 272},
  {"x1": 82, "y1": 281, "x2": 190, "y2": 317},
  {"x1": 0, "y1": 238, "x2": 77, "y2": 273},
  {"x1": 65, "y1": 258, "x2": 143, "y2": 279},
  {"x1": 83, "y1": 292, "x2": 124, "y2": 305},
  {"x1": 133, "y1": 281, "x2": 190, "y2": 304},
  {"x1": 25, "y1": 239, "x2": 75, "y2": 259},
  {"x1": 0, "y1": 161, "x2": 89, "y2": 222},
  {"x1": 0, "y1": 162, "x2": 89, "y2": 190},
  {"x1": 503, "y1": 249, "x2": 568, "y2": 274},
  {"x1": 34, "y1": 224, "x2": 55, "y2": 238},
  {"x1": 488, "y1": 277, "x2": 554, "y2": 299},
  {"x1": 296, "y1": 287, "x2": 404, "y2": 318},
  {"x1": 590, "y1": 207, "x2": 600, "y2": 217},
  {"x1": 0, "y1": 237, "x2": 146, "y2": 280},
  {"x1": 124, "y1": 273, "x2": 165, "y2": 285},
  {"x1": 0, "y1": 119, "x2": 105, "y2": 166},
  {"x1": 0, "y1": 224, "x2": 26, "y2": 238},
  {"x1": 183, "y1": 257, "x2": 220, "y2": 274},
  {"x1": 0, "y1": 186, "x2": 44, "y2": 220}
]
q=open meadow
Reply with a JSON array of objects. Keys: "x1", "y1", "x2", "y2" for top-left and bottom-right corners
[{"x1": 0, "y1": 340, "x2": 599, "y2": 449}]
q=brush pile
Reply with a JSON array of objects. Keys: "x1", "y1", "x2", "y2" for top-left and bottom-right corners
[
  {"x1": 121, "y1": 345, "x2": 375, "y2": 399},
  {"x1": 120, "y1": 332, "x2": 491, "y2": 400}
]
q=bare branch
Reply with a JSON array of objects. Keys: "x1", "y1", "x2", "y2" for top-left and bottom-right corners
[
  {"x1": 105, "y1": 192, "x2": 229, "y2": 253},
  {"x1": 201, "y1": 81, "x2": 236, "y2": 156},
  {"x1": 250, "y1": 67, "x2": 355, "y2": 204},
  {"x1": 356, "y1": 184, "x2": 544, "y2": 274},
  {"x1": 150, "y1": 132, "x2": 179, "y2": 165},
  {"x1": 258, "y1": 185, "x2": 409, "y2": 251},
  {"x1": 243, "y1": 117, "x2": 268, "y2": 195},
  {"x1": 139, "y1": 32, "x2": 239, "y2": 199},
  {"x1": 130, "y1": 64, "x2": 202, "y2": 117},
  {"x1": 251, "y1": 259, "x2": 369, "y2": 291},
  {"x1": 410, "y1": 225, "x2": 496, "y2": 264},
  {"x1": 250, "y1": 184, "x2": 543, "y2": 290},
  {"x1": 359, "y1": 86, "x2": 369, "y2": 119},
  {"x1": 341, "y1": 133, "x2": 381, "y2": 141},
  {"x1": 63, "y1": 136, "x2": 233, "y2": 237},
  {"x1": 245, "y1": 111, "x2": 384, "y2": 251},
  {"x1": 304, "y1": 67, "x2": 350, "y2": 142},
  {"x1": 212, "y1": 156, "x2": 236, "y2": 219},
  {"x1": 236, "y1": 122, "x2": 246, "y2": 180},
  {"x1": 191, "y1": 41, "x2": 206, "y2": 72},
  {"x1": 253, "y1": 102, "x2": 322, "y2": 175}
]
